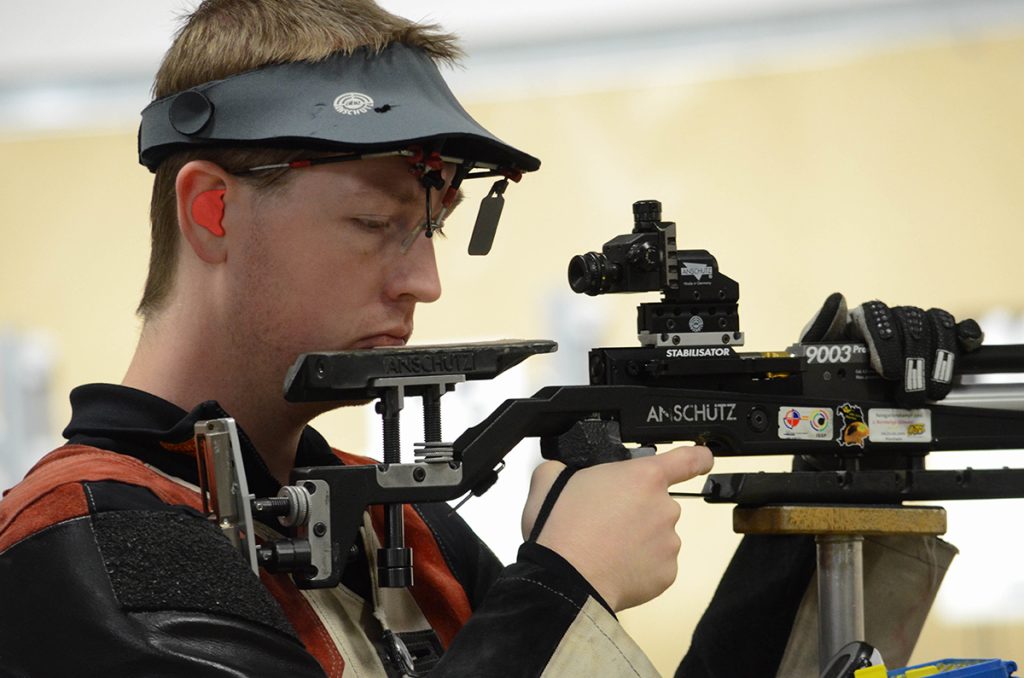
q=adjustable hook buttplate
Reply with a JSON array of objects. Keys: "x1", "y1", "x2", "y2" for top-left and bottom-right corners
[
  {"x1": 195, "y1": 418, "x2": 259, "y2": 574},
  {"x1": 195, "y1": 418, "x2": 333, "y2": 582}
]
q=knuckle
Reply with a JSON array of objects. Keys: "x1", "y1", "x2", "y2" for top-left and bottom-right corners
[
  {"x1": 654, "y1": 561, "x2": 679, "y2": 593},
  {"x1": 670, "y1": 532, "x2": 682, "y2": 557}
]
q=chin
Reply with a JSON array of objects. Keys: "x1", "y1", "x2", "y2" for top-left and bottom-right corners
[{"x1": 350, "y1": 335, "x2": 408, "y2": 350}]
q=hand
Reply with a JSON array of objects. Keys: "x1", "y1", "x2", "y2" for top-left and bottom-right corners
[
  {"x1": 521, "y1": 446, "x2": 714, "y2": 612},
  {"x1": 801, "y1": 292, "x2": 984, "y2": 406}
]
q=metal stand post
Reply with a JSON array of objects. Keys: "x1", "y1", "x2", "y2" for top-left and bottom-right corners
[{"x1": 816, "y1": 534, "x2": 865, "y2": 674}]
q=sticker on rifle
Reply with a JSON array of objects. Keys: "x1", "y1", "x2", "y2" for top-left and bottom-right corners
[
  {"x1": 836, "y1": 403, "x2": 869, "y2": 448},
  {"x1": 868, "y1": 408, "x2": 932, "y2": 443},
  {"x1": 778, "y1": 407, "x2": 833, "y2": 440}
]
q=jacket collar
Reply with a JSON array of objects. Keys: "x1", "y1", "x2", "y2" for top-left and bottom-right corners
[{"x1": 63, "y1": 383, "x2": 341, "y2": 501}]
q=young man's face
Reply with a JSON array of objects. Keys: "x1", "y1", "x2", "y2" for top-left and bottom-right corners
[{"x1": 223, "y1": 155, "x2": 448, "y2": 385}]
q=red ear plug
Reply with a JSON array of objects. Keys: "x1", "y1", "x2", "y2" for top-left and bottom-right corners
[{"x1": 192, "y1": 189, "x2": 226, "y2": 236}]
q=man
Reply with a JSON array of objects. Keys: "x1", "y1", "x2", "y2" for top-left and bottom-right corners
[
  {"x1": 0, "y1": 2, "x2": 713, "y2": 676},
  {"x1": 1, "y1": 2, "x2": 985, "y2": 676}
]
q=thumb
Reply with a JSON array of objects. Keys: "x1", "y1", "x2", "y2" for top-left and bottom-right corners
[{"x1": 642, "y1": 445, "x2": 714, "y2": 486}]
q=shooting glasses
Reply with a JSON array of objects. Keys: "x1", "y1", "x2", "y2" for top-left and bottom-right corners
[{"x1": 138, "y1": 43, "x2": 541, "y2": 254}]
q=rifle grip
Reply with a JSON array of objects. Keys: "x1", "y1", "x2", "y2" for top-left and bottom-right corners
[{"x1": 540, "y1": 419, "x2": 635, "y2": 468}]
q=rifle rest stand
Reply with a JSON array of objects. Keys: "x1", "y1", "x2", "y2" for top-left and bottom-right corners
[{"x1": 733, "y1": 504, "x2": 947, "y2": 673}]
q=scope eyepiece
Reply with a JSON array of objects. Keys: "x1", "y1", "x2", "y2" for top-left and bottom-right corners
[
  {"x1": 568, "y1": 252, "x2": 620, "y2": 296},
  {"x1": 633, "y1": 199, "x2": 662, "y2": 225}
]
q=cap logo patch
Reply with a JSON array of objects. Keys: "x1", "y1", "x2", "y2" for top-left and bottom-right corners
[{"x1": 333, "y1": 92, "x2": 374, "y2": 115}]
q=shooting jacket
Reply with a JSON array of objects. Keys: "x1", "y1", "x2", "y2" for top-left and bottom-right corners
[{"x1": 0, "y1": 384, "x2": 659, "y2": 677}]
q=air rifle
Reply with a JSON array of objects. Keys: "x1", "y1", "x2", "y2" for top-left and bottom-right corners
[{"x1": 195, "y1": 200, "x2": 1024, "y2": 591}]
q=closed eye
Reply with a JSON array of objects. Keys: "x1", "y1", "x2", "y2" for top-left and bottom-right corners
[{"x1": 352, "y1": 217, "x2": 391, "y2": 231}]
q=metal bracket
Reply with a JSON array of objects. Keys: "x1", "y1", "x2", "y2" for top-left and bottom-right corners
[
  {"x1": 296, "y1": 479, "x2": 332, "y2": 583},
  {"x1": 195, "y1": 418, "x2": 259, "y2": 574}
]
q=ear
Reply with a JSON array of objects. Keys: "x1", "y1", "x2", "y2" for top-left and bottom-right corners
[{"x1": 176, "y1": 161, "x2": 233, "y2": 264}]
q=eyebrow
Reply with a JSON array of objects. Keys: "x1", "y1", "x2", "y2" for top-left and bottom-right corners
[
  {"x1": 351, "y1": 173, "x2": 464, "y2": 217},
  {"x1": 388, "y1": 185, "x2": 422, "y2": 206},
  {"x1": 377, "y1": 185, "x2": 466, "y2": 216},
  {"x1": 346, "y1": 183, "x2": 419, "y2": 209}
]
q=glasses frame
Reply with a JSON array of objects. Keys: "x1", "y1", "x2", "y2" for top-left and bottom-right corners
[{"x1": 232, "y1": 146, "x2": 522, "y2": 254}]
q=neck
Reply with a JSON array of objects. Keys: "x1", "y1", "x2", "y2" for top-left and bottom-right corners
[{"x1": 123, "y1": 311, "x2": 318, "y2": 485}]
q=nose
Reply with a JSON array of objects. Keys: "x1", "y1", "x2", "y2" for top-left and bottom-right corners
[{"x1": 386, "y1": 231, "x2": 442, "y2": 304}]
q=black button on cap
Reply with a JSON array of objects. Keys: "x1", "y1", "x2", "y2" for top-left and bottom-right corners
[{"x1": 169, "y1": 90, "x2": 214, "y2": 135}]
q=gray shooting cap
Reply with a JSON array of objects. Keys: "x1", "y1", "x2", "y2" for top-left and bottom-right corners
[{"x1": 138, "y1": 43, "x2": 540, "y2": 174}]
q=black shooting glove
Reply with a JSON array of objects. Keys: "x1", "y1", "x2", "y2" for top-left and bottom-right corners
[{"x1": 800, "y1": 292, "x2": 984, "y2": 407}]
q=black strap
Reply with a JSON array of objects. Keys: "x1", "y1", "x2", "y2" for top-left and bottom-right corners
[{"x1": 527, "y1": 466, "x2": 578, "y2": 543}]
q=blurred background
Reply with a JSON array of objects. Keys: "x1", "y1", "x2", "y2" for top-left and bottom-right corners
[{"x1": 1, "y1": 0, "x2": 1023, "y2": 673}]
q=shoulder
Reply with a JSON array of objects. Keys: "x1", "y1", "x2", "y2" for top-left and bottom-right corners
[
  {"x1": 0, "y1": 445, "x2": 312, "y2": 675},
  {"x1": 0, "y1": 444, "x2": 201, "y2": 553}
]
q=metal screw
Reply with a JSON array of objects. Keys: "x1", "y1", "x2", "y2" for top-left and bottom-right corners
[
  {"x1": 748, "y1": 408, "x2": 769, "y2": 432},
  {"x1": 313, "y1": 522, "x2": 327, "y2": 537},
  {"x1": 412, "y1": 467, "x2": 426, "y2": 482}
]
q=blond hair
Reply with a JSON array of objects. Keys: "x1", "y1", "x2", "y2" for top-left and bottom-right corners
[{"x1": 139, "y1": 0, "x2": 462, "y2": 319}]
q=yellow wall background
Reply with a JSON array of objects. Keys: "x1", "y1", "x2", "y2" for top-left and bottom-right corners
[{"x1": 2, "y1": 29, "x2": 1022, "y2": 675}]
